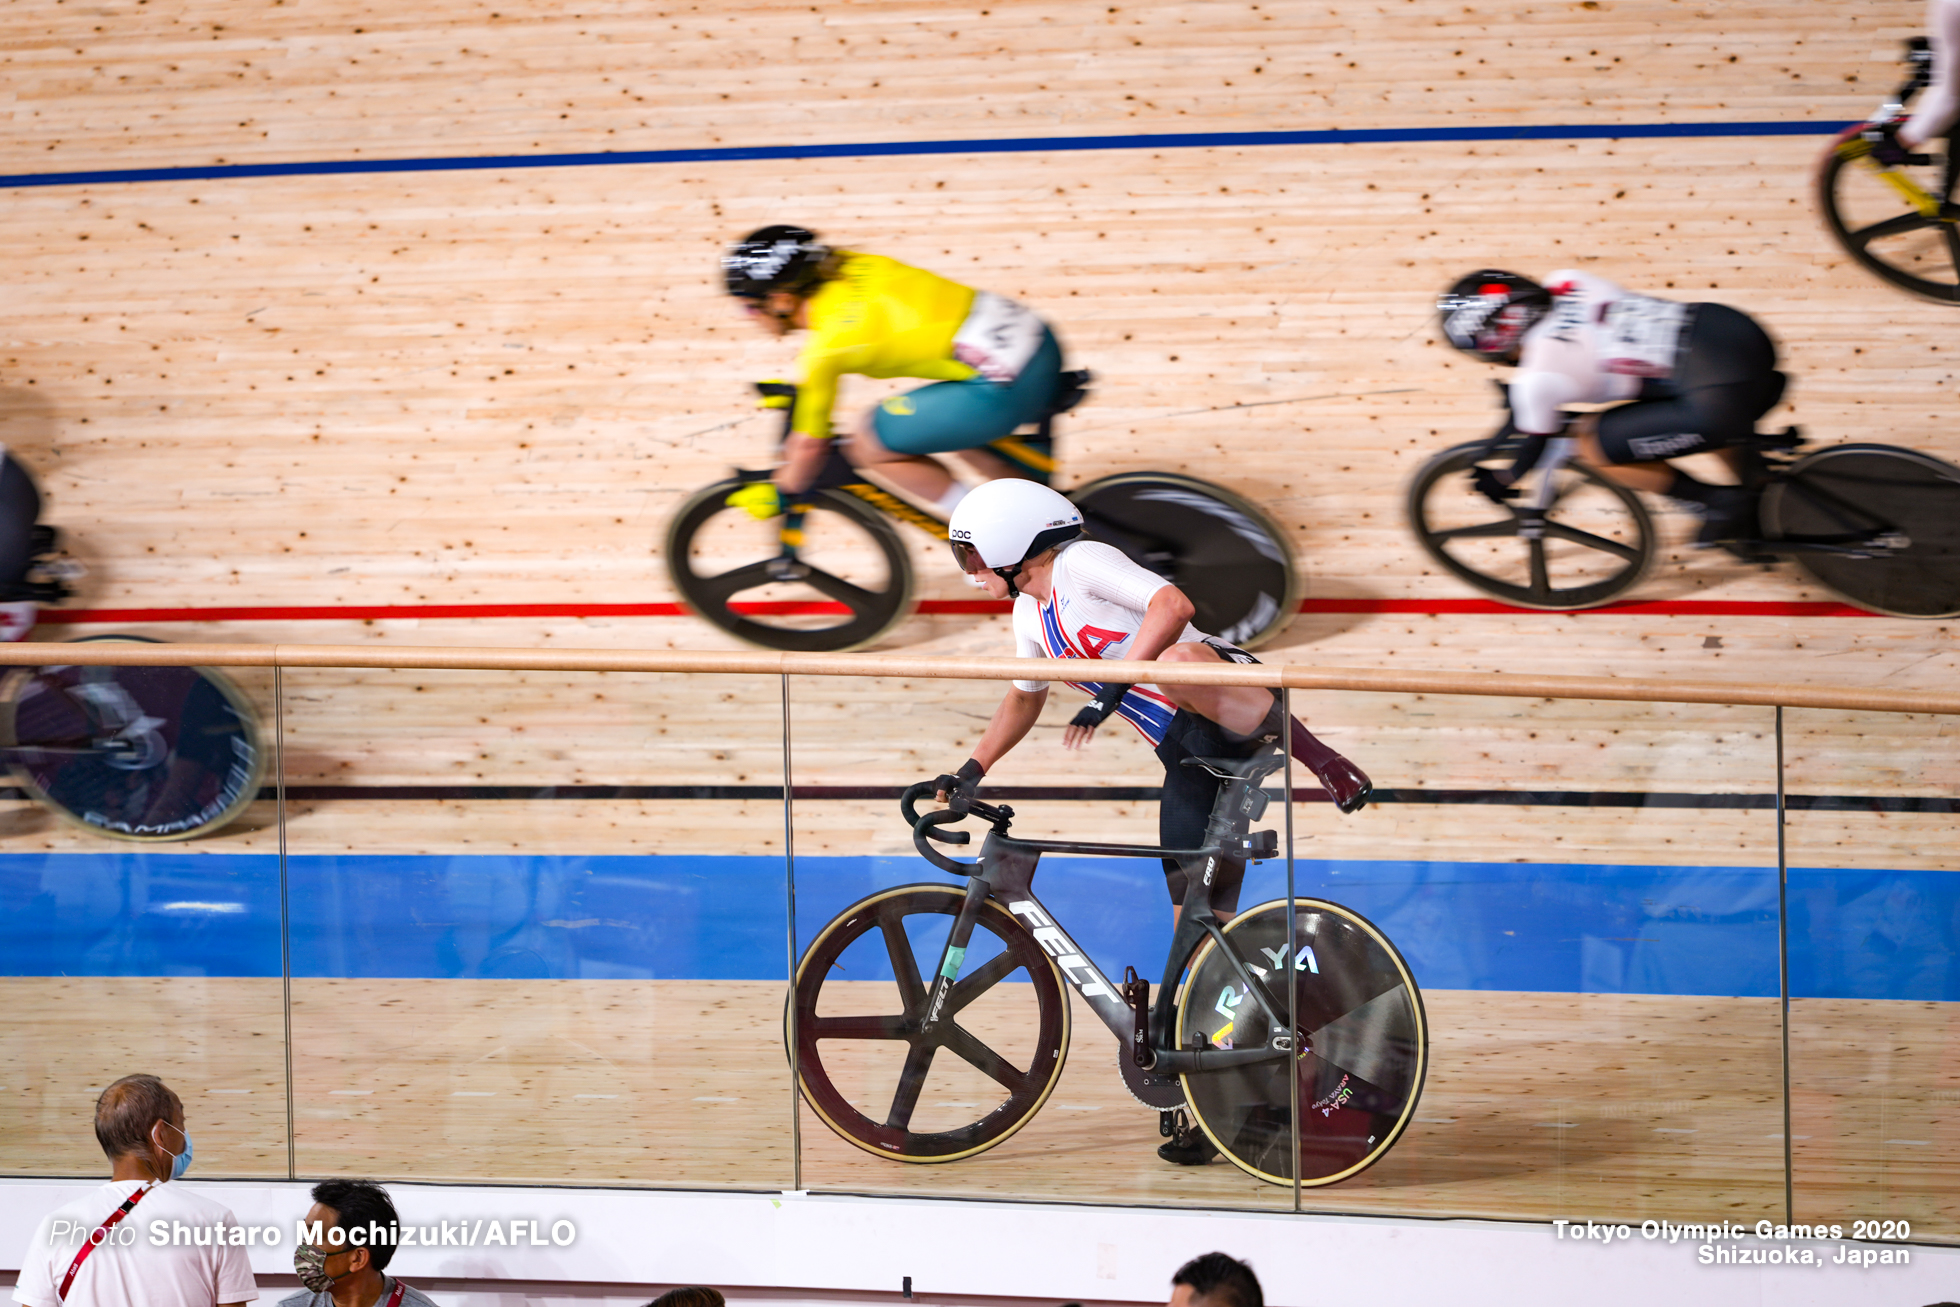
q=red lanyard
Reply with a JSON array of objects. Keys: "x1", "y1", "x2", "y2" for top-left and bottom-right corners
[
  {"x1": 57, "y1": 1183, "x2": 150, "y2": 1302},
  {"x1": 384, "y1": 1281, "x2": 409, "y2": 1307}
]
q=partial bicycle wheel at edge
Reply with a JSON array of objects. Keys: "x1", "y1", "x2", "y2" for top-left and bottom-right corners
[
  {"x1": 1069, "y1": 472, "x2": 1299, "y2": 648},
  {"x1": 664, "y1": 477, "x2": 915, "y2": 652},
  {"x1": 1176, "y1": 897, "x2": 1427, "y2": 1187},
  {"x1": 790, "y1": 884, "x2": 1070, "y2": 1162},
  {"x1": 1408, "y1": 441, "x2": 1653, "y2": 610},
  {"x1": 1762, "y1": 443, "x2": 1960, "y2": 618},
  {"x1": 1816, "y1": 127, "x2": 1960, "y2": 305},
  {"x1": 0, "y1": 636, "x2": 265, "y2": 842}
]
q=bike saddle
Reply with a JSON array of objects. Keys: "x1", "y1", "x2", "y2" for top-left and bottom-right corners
[
  {"x1": 1180, "y1": 753, "x2": 1283, "y2": 783},
  {"x1": 1047, "y1": 369, "x2": 1092, "y2": 417}
]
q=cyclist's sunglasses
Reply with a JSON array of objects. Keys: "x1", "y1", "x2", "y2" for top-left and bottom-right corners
[{"x1": 949, "y1": 540, "x2": 990, "y2": 575}]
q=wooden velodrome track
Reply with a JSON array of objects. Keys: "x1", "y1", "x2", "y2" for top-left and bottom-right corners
[{"x1": 0, "y1": 0, "x2": 1953, "y2": 1234}]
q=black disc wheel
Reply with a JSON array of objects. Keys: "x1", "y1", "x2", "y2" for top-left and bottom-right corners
[
  {"x1": 0, "y1": 637, "x2": 264, "y2": 841},
  {"x1": 1817, "y1": 128, "x2": 1960, "y2": 304},
  {"x1": 665, "y1": 477, "x2": 916, "y2": 652},
  {"x1": 1176, "y1": 898, "x2": 1426, "y2": 1187},
  {"x1": 791, "y1": 885, "x2": 1070, "y2": 1162},
  {"x1": 1408, "y1": 441, "x2": 1654, "y2": 610},
  {"x1": 1069, "y1": 472, "x2": 1299, "y2": 648},
  {"x1": 1762, "y1": 443, "x2": 1960, "y2": 618}
]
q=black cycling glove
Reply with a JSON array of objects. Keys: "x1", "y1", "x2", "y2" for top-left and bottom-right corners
[
  {"x1": 1069, "y1": 683, "x2": 1131, "y2": 732},
  {"x1": 934, "y1": 758, "x2": 985, "y2": 802}
]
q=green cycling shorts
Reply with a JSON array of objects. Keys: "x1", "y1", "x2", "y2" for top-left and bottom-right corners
[{"x1": 870, "y1": 327, "x2": 1063, "y2": 456}]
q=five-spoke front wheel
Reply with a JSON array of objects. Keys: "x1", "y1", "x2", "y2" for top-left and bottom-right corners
[{"x1": 790, "y1": 885, "x2": 1070, "y2": 1162}]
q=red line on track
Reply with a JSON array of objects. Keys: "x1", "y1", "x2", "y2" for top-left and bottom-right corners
[{"x1": 33, "y1": 597, "x2": 1881, "y2": 624}]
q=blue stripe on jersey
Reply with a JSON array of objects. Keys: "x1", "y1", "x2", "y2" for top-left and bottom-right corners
[{"x1": 1035, "y1": 599, "x2": 1177, "y2": 747}]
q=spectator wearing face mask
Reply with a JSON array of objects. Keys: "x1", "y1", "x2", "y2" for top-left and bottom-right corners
[
  {"x1": 11, "y1": 1074, "x2": 257, "y2": 1307},
  {"x1": 282, "y1": 1180, "x2": 438, "y2": 1307}
]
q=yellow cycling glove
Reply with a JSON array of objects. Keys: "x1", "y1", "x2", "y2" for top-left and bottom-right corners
[{"x1": 727, "y1": 482, "x2": 784, "y2": 520}]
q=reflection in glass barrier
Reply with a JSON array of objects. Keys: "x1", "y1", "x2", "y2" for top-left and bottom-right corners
[
  {"x1": 279, "y1": 668, "x2": 790, "y2": 1188},
  {"x1": 1783, "y1": 708, "x2": 1958, "y2": 1241},
  {"x1": 1279, "y1": 693, "x2": 1785, "y2": 1223},
  {"x1": 0, "y1": 650, "x2": 286, "y2": 1176}
]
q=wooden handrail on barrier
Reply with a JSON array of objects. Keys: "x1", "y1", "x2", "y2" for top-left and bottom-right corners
[{"x1": 0, "y1": 641, "x2": 1954, "y2": 716}]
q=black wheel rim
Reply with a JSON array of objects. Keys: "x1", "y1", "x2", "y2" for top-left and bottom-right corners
[
  {"x1": 791, "y1": 886, "x2": 1069, "y2": 1162},
  {"x1": 665, "y1": 481, "x2": 915, "y2": 652},
  {"x1": 1408, "y1": 443, "x2": 1653, "y2": 610},
  {"x1": 1178, "y1": 898, "x2": 1426, "y2": 1187},
  {"x1": 1763, "y1": 445, "x2": 1960, "y2": 617},
  {"x1": 1070, "y1": 473, "x2": 1298, "y2": 648},
  {"x1": 2, "y1": 662, "x2": 263, "y2": 840},
  {"x1": 1818, "y1": 135, "x2": 1960, "y2": 304}
]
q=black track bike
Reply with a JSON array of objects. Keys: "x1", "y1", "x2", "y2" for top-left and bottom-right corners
[
  {"x1": 789, "y1": 749, "x2": 1427, "y2": 1187},
  {"x1": 1408, "y1": 425, "x2": 1960, "y2": 617},
  {"x1": 665, "y1": 377, "x2": 1300, "y2": 652},
  {"x1": 1818, "y1": 37, "x2": 1959, "y2": 304}
]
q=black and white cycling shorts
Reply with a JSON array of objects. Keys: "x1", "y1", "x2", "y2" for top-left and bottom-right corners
[{"x1": 1593, "y1": 303, "x2": 1786, "y2": 465}]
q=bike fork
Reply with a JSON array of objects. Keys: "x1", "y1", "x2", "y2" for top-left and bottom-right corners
[{"x1": 919, "y1": 875, "x2": 991, "y2": 1034}]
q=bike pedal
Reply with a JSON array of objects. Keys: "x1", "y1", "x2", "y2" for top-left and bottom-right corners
[{"x1": 1159, "y1": 1109, "x2": 1179, "y2": 1139}]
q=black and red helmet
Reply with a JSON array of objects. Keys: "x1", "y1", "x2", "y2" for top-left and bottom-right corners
[{"x1": 1437, "y1": 270, "x2": 1553, "y2": 362}]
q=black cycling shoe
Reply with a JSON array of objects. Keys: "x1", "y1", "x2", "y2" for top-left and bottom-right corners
[
  {"x1": 1692, "y1": 487, "x2": 1759, "y2": 550},
  {"x1": 1157, "y1": 1110, "x2": 1220, "y2": 1166}
]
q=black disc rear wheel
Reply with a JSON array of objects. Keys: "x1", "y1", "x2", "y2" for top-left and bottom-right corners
[
  {"x1": 1, "y1": 637, "x2": 264, "y2": 841},
  {"x1": 1762, "y1": 443, "x2": 1960, "y2": 617},
  {"x1": 1817, "y1": 128, "x2": 1960, "y2": 304},
  {"x1": 664, "y1": 478, "x2": 915, "y2": 652},
  {"x1": 1069, "y1": 472, "x2": 1298, "y2": 648},
  {"x1": 791, "y1": 885, "x2": 1070, "y2": 1162},
  {"x1": 1177, "y1": 897, "x2": 1427, "y2": 1187},
  {"x1": 1408, "y1": 441, "x2": 1654, "y2": 610}
]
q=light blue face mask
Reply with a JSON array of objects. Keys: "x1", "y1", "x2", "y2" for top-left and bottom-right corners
[{"x1": 154, "y1": 1121, "x2": 193, "y2": 1181}]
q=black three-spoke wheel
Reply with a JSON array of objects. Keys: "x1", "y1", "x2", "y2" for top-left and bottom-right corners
[
  {"x1": 790, "y1": 885, "x2": 1070, "y2": 1162},
  {"x1": 665, "y1": 478, "x2": 916, "y2": 653},
  {"x1": 1176, "y1": 898, "x2": 1427, "y2": 1187},
  {"x1": 1817, "y1": 128, "x2": 1960, "y2": 304},
  {"x1": 1407, "y1": 441, "x2": 1655, "y2": 610}
]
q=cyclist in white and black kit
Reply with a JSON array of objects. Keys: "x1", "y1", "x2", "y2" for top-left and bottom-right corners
[
  {"x1": 930, "y1": 479, "x2": 1372, "y2": 1165},
  {"x1": 1867, "y1": 0, "x2": 1960, "y2": 163},
  {"x1": 1438, "y1": 269, "x2": 1786, "y2": 546}
]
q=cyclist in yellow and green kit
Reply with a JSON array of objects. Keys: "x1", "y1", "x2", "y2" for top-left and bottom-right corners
[{"x1": 720, "y1": 225, "x2": 1066, "y2": 520}]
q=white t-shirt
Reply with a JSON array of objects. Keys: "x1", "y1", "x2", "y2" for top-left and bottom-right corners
[
  {"x1": 1508, "y1": 270, "x2": 1691, "y2": 435},
  {"x1": 12, "y1": 1180, "x2": 259, "y2": 1307},
  {"x1": 1010, "y1": 540, "x2": 1209, "y2": 746}
]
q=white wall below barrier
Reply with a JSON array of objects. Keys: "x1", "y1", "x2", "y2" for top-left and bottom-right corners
[{"x1": 1, "y1": 1180, "x2": 1952, "y2": 1307}]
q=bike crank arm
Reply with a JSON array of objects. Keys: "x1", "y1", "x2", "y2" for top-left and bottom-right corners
[{"x1": 1149, "y1": 1044, "x2": 1290, "y2": 1074}]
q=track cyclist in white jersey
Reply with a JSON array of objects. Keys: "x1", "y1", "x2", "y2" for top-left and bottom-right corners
[
  {"x1": 929, "y1": 480, "x2": 1373, "y2": 1167},
  {"x1": 1438, "y1": 269, "x2": 1787, "y2": 547},
  {"x1": 1865, "y1": 0, "x2": 1960, "y2": 163}
]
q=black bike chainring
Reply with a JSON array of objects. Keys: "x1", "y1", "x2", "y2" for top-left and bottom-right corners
[
  {"x1": 1177, "y1": 898, "x2": 1427, "y2": 1187},
  {"x1": 1118, "y1": 1041, "x2": 1187, "y2": 1109},
  {"x1": 3, "y1": 663, "x2": 260, "y2": 840}
]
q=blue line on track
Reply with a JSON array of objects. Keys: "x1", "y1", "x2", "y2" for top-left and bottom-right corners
[{"x1": 0, "y1": 120, "x2": 1854, "y2": 191}]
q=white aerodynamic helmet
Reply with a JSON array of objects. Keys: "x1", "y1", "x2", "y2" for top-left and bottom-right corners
[{"x1": 947, "y1": 479, "x2": 1084, "y2": 593}]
